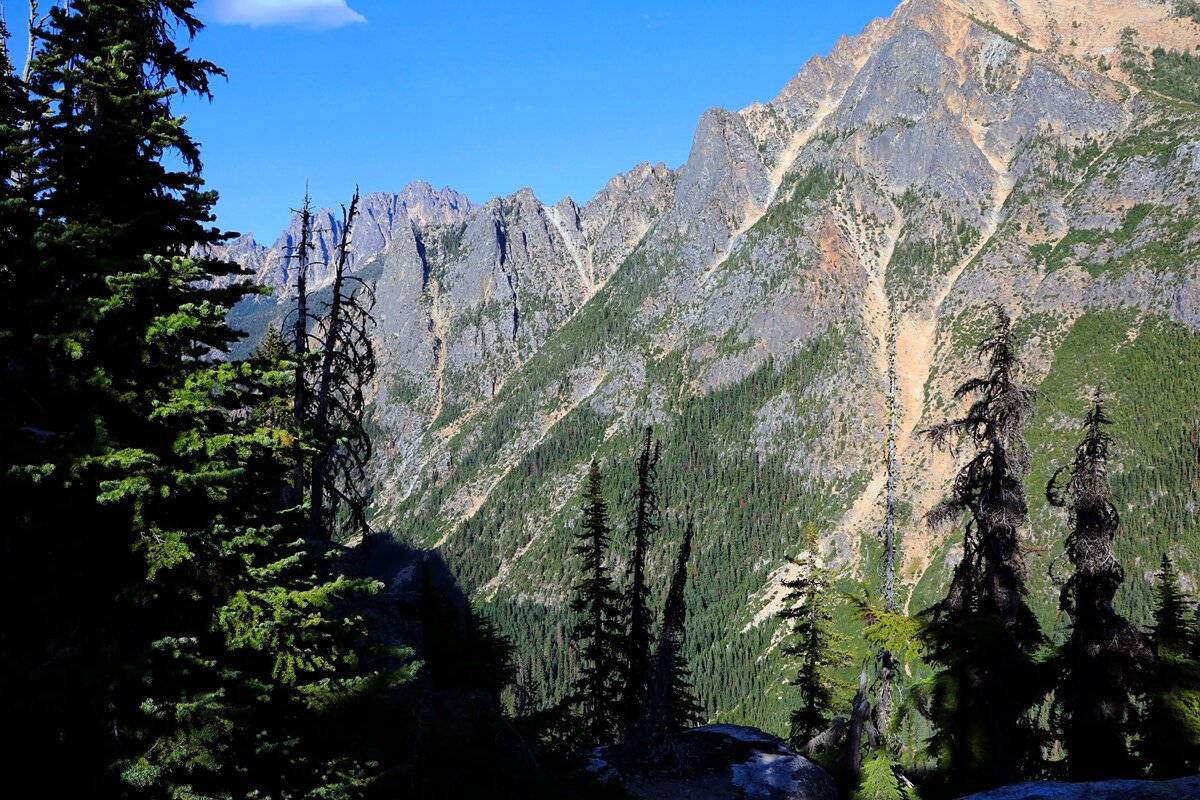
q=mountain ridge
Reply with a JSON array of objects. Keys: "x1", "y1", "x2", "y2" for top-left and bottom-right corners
[{"x1": 223, "y1": 0, "x2": 1200, "y2": 732}]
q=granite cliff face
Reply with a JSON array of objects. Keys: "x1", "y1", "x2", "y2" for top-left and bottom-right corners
[
  {"x1": 226, "y1": 0, "x2": 1200, "y2": 732},
  {"x1": 213, "y1": 182, "x2": 475, "y2": 296}
]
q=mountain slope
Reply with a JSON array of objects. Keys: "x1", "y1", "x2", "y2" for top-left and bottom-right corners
[{"x1": 226, "y1": 0, "x2": 1200, "y2": 735}]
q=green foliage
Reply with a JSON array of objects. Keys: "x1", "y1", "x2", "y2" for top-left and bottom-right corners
[
  {"x1": 0, "y1": 4, "x2": 415, "y2": 796},
  {"x1": 1137, "y1": 556, "x2": 1200, "y2": 778},
  {"x1": 850, "y1": 597, "x2": 927, "y2": 664},
  {"x1": 1125, "y1": 47, "x2": 1200, "y2": 105},
  {"x1": 779, "y1": 529, "x2": 852, "y2": 748},
  {"x1": 857, "y1": 754, "x2": 918, "y2": 800},
  {"x1": 567, "y1": 461, "x2": 625, "y2": 747},
  {"x1": 1174, "y1": 0, "x2": 1200, "y2": 23},
  {"x1": 967, "y1": 14, "x2": 1038, "y2": 52},
  {"x1": 1041, "y1": 204, "x2": 1158, "y2": 275}
]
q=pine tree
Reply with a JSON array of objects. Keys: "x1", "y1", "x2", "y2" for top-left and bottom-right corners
[
  {"x1": 621, "y1": 425, "x2": 662, "y2": 733},
  {"x1": 1047, "y1": 396, "x2": 1151, "y2": 780},
  {"x1": 779, "y1": 527, "x2": 849, "y2": 749},
  {"x1": 640, "y1": 517, "x2": 704, "y2": 738},
  {"x1": 569, "y1": 460, "x2": 624, "y2": 746},
  {"x1": 0, "y1": 4, "x2": 414, "y2": 795},
  {"x1": 856, "y1": 753, "x2": 917, "y2": 800},
  {"x1": 918, "y1": 305, "x2": 1046, "y2": 796},
  {"x1": 250, "y1": 323, "x2": 292, "y2": 429},
  {"x1": 1137, "y1": 555, "x2": 1200, "y2": 778}
]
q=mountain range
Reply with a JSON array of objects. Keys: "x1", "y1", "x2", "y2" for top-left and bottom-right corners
[{"x1": 223, "y1": 0, "x2": 1200, "y2": 733}]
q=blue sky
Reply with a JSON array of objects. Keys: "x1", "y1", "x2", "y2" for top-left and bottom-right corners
[{"x1": 5, "y1": 0, "x2": 899, "y2": 240}]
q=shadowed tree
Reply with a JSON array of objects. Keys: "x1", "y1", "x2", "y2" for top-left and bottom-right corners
[
  {"x1": 1137, "y1": 555, "x2": 1200, "y2": 778},
  {"x1": 779, "y1": 526, "x2": 850, "y2": 749},
  {"x1": 1047, "y1": 395, "x2": 1152, "y2": 780},
  {"x1": 621, "y1": 425, "x2": 662, "y2": 734},
  {"x1": 569, "y1": 460, "x2": 624, "y2": 746},
  {"x1": 638, "y1": 516, "x2": 704, "y2": 739},
  {"x1": 283, "y1": 190, "x2": 376, "y2": 542},
  {"x1": 306, "y1": 189, "x2": 377, "y2": 542},
  {"x1": 0, "y1": 4, "x2": 413, "y2": 795},
  {"x1": 918, "y1": 305, "x2": 1046, "y2": 796}
]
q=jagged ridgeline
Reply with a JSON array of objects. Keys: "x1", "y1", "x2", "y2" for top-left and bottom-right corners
[{"x1": 226, "y1": 0, "x2": 1200, "y2": 735}]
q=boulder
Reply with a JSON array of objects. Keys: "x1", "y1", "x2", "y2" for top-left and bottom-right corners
[
  {"x1": 590, "y1": 724, "x2": 836, "y2": 800},
  {"x1": 958, "y1": 775, "x2": 1200, "y2": 800}
]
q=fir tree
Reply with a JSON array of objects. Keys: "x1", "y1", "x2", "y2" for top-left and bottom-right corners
[
  {"x1": 779, "y1": 527, "x2": 850, "y2": 749},
  {"x1": 569, "y1": 460, "x2": 624, "y2": 746},
  {"x1": 1137, "y1": 555, "x2": 1200, "y2": 778},
  {"x1": 856, "y1": 753, "x2": 917, "y2": 800},
  {"x1": 250, "y1": 323, "x2": 292, "y2": 429},
  {"x1": 919, "y1": 305, "x2": 1046, "y2": 796},
  {"x1": 621, "y1": 425, "x2": 662, "y2": 733},
  {"x1": 0, "y1": 4, "x2": 414, "y2": 795},
  {"x1": 1047, "y1": 396, "x2": 1151, "y2": 780},
  {"x1": 639, "y1": 517, "x2": 704, "y2": 738}
]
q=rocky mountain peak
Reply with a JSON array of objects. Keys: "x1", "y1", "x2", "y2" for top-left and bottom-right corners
[{"x1": 224, "y1": 0, "x2": 1200, "y2": 736}]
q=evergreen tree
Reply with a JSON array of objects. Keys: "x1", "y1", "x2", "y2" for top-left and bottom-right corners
[
  {"x1": 1150, "y1": 555, "x2": 1193, "y2": 652},
  {"x1": 856, "y1": 753, "x2": 917, "y2": 800},
  {"x1": 569, "y1": 460, "x2": 624, "y2": 746},
  {"x1": 1137, "y1": 555, "x2": 1200, "y2": 778},
  {"x1": 1047, "y1": 396, "x2": 1151, "y2": 780},
  {"x1": 779, "y1": 527, "x2": 849, "y2": 749},
  {"x1": 289, "y1": 193, "x2": 316, "y2": 505},
  {"x1": 918, "y1": 305, "x2": 1046, "y2": 796},
  {"x1": 640, "y1": 517, "x2": 704, "y2": 738},
  {"x1": 0, "y1": 4, "x2": 414, "y2": 795},
  {"x1": 250, "y1": 323, "x2": 292, "y2": 429},
  {"x1": 848, "y1": 594, "x2": 927, "y2": 792},
  {"x1": 1193, "y1": 603, "x2": 1200, "y2": 662},
  {"x1": 621, "y1": 425, "x2": 662, "y2": 733}
]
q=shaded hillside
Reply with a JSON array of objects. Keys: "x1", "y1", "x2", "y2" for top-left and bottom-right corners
[{"x1": 223, "y1": 0, "x2": 1200, "y2": 737}]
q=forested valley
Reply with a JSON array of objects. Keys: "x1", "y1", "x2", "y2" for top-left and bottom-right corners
[{"x1": 2, "y1": 2, "x2": 1199, "y2": 800}]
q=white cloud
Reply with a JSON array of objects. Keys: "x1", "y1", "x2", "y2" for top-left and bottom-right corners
[{"x1": 208, "y1": 0, "x2": 367, "y2": 29}]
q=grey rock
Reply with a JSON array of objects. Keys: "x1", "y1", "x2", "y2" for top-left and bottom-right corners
[
  {"x1": 591, "y1": 725, "x2": 836, "y2": 800},
  {"x1": 958, "y1": 775, "x2": 1200, "y2": 800}
]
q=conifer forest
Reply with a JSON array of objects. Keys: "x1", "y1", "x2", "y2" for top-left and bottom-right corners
[{"x1": 2, "y1": 2, "x2": 1199, "y2": 799}]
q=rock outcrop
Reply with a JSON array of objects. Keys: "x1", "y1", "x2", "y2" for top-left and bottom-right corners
[
  {"x1": 590, "y1": 725, "x2": 837, "y2": 800},
  {"x1": 959, "y1": 775, "x2": 1200, "y2": 800},
  {"x1": 220, "y1": 0, "x2": 1200, "y2": 732}
]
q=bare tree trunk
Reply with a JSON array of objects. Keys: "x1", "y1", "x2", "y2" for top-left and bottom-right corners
[
  {"x1": 840, "y1": 665, "x2": 870, "y2": 781},
  {"x1": 291, "y1": 195, "x2": 313, "y2": 507},
  {"x1": 878, "y1": 316, "x2": 898, "y2": 739},
  {"x1": 308, "y1": 190, "x2": 360, "y2": 539}
]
